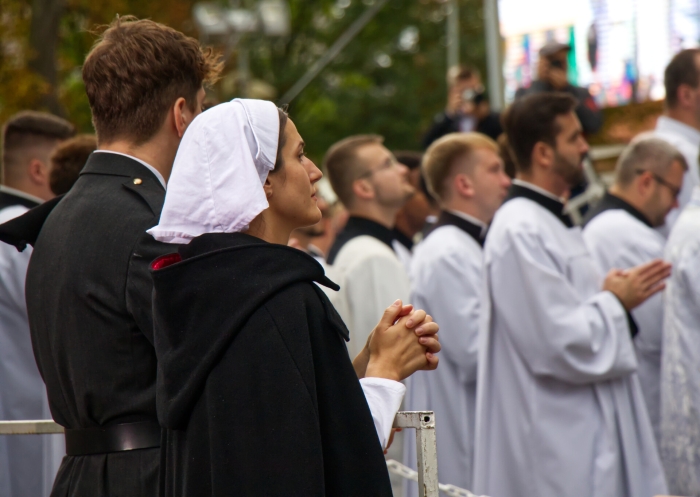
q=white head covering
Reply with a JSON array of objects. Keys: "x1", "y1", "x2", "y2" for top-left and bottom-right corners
[{"x1": 148, "y1": 98, "x2": 280, "y2": 244}]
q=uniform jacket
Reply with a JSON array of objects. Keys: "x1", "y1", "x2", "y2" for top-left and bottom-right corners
[{"x1": 0, "y1": 152, "x2": 171, "y2": 497}]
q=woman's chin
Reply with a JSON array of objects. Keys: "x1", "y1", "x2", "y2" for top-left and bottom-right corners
[{"x1": 296, "y1": 207, "x2": 322, "y2": 230}]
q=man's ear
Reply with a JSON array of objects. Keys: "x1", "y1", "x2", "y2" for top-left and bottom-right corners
[
  {"x1": 28, "y1": 159, "x2": 49, "y2": 186},
  {"x1": 351, "y1": 178, "x2": 375, "y2": 201},
  {"x1": 173, "y1": 97, "x2": 189, "y2": 138},
  {"x1": 676, "y1": 84, "x2": 693, "y2": 108},
  {"x1": 637, "y1": 171, "x2": 654, "y2": 195},
  {"x1": 532, "y1": 142, "x2": 553, "y2": 170},
  {"x1": 453, "y1": 173, "x2": 474, "y2": 199}
]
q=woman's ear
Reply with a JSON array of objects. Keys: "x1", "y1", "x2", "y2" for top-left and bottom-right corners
[{"x1": 263, "y1": 177, "x2": 273, "y2": 199}]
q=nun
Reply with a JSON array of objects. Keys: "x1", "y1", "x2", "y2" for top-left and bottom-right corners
[{"x1": 147, "y1": 99, "x2": 441, "y2": 496}]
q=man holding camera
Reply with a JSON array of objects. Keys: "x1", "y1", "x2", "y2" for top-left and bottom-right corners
[
  {"x1": 516, "y1": 40, "x2": 603, "y2": 135},
  {"x1": 423, "y1": 66, "x2": 503, "y2": 148}
]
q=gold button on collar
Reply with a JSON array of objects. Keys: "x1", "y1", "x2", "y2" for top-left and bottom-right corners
[{"x1": 133, "y1": 178, "x2": 142, "y2": 185}]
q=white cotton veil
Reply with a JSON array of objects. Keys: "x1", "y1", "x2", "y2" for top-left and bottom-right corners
[{"x1": 147, "y1": 98, "x2": 280, "y2": 244}]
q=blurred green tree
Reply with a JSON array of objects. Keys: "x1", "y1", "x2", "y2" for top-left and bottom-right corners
[{"x1": 2, "y1": 0, "x2": 487, "y2": 162}]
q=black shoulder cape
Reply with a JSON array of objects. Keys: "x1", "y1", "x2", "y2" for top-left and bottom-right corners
[{"x1": 151, "y1": 233, "x2": 393, "y2": 497}]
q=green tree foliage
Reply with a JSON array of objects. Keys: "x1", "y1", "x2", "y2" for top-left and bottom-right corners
[
  {"x1": 3, "y1": 0, "x2": 487, "y2": 162},
  {"x1": 242, "y1": 0, "x2": 487, "y2": 160},
  {"x1": 0, "y1": 0, "x2": 48, "y2": 122}
]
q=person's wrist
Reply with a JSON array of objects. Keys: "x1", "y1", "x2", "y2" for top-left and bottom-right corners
[
  {"x1": 352, "y1": 346, "x2": 371, "y2": 378},
  {"x1": 365, "y1": 360, "x2": 401, "y2": 382}
]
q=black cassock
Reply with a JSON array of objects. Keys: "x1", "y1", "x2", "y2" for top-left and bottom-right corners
[
  {"x1": 0, "y1": 152, "x2": 172, "y2": 497},
  {"x1": 151, "y1": 232, "x2": 393, "y2": 497}
]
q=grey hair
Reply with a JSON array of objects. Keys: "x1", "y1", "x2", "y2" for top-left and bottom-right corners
[{"x1": 615, "y1": 133, "x2": 688, "y2": 188}]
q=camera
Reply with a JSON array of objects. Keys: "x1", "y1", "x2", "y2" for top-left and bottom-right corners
[{"x1": 461, "y1": 87, "x2": 485, "y2": 105}]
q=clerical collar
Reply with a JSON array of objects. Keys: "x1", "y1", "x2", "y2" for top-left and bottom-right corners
[
  {"x1": 506, "y1": 180, "x2": 573, "y2": 228},
  {"x1": 583, "y1": 191, "x2": 652, "y2": 228},
  {"x1": 327, "y1": 216, "x2": 395, "y2": 264},
  {"x1": 392, "y1": 228, "x2": 414, "y2": 251},
  {"x1": 432, "y1": 210, "x2": 486, "y2": 246}
]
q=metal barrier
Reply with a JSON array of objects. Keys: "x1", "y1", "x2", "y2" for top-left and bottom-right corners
[
  {"x1": 0, "y1": 412, "x2": 484, "y2": 497},
  {"x1": 393, "y1": 411, "x2": 439, "y2": 496},
  {"x1": 0, "y1": 419, "x2": 63, "y2": 435}
]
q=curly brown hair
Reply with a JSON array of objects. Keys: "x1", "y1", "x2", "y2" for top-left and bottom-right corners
[{"x1": 82, "y1": 16, "x2": 223, "y2": 145}]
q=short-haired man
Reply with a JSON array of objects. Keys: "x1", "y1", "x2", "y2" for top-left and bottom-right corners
[
  {"x1": 324, "y1": 135, "x2": 415, "y2": 496},
  {"x1": 583, "y1": 136, "x2": 686, "y2": 445},
  {"x1": 49, "y1": 134, "x2": 97, "y2": 195},
  {"x1": 0, "y1": 111, "x2": 74, "y2": 497},
  {"x1": 654, "y1": 48, "x2": 700, "y2": 231},
  {"x1": 0, "y1": 17, "x2": 221, "y2": 496},
  {"x1": 403, "y1": 133, "x2": 510, "y2": 495},
  {"x1": 422, "y1": 66, "x2": 503, "y2": 148},
  {"x1": 325, "y1": 135, "x2": 415, "y2": 358},
  {"x1": 473, "y1": 93, "x2": 670, "y2": 497}
]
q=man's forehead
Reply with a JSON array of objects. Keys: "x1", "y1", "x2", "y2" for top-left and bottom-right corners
[
  {"x1": 555, "y1": 111, "x2": 581, "y2": 132},
  {"x1": 356, "y1": 142, "x2": 389, "y2": 161}
]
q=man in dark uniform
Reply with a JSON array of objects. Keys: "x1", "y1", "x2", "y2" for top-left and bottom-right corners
[{"x1": 0, "y1": 17, "x2": 221, "y2": 496}]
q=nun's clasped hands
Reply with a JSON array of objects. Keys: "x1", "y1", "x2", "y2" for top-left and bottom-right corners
[{"x1": 356, "y1": 300, "x2": 440, "y2": 382}]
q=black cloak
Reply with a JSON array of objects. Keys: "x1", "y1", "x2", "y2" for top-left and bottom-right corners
[{"x1": 151, "y1": 232, "x2": 393, "y2": 497}]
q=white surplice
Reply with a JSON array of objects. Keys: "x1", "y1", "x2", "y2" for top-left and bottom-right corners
[
  {"x1": 325, "y1": 233, "x2": 411, "y2": 497},
  {"x1": 0, "y1": 201, "x2": 64, "y2": 497},
  {"x1": 473, "y1": 187, "x2": 667, "y2": 497},
  {"x1": 659, "y1": 186, "x2": 700, "y2": 495},
  {"x1": 403, "y1": 214, "x2": 484, "y2": 495},
  {"x1": 583, "y1": 206, "x2": 666, "y2": 444},
  {"x1": 325, "y1": 236, "x2": 411, "y2": 359}
]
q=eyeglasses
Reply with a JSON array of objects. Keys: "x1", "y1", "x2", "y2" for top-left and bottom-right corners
[
  {"x1": 635, "y1": 169, "x2": 682, "y2": 198},
  {"x1": 357, "y1": 157, "x2": 399, "y2": 179}
]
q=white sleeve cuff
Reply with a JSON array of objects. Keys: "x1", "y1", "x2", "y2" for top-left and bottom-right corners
[{"x1": 360, "y1": 377, "x2": 406, "y2": 449}]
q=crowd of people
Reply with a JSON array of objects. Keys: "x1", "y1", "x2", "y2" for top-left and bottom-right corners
[{"x1": 3, "y1": 13, "x2": 700, "y2": 497}]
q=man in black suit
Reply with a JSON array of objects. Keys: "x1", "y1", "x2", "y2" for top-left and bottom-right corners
[{"x1": 0, "y1": 17, "x2": 221, "y2": 496}]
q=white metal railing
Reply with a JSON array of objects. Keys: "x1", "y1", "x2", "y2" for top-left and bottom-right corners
[
  {"x1": 0, "y1": 412, "x2": 484, "y2": 497},
  {"x1": 0, "y1": 419, "x2": 63, "y2": 435}
]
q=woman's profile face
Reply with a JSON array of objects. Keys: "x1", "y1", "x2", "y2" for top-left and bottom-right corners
[{"x1": 267, "y1": 118, "x2": 323, "y2": 230}]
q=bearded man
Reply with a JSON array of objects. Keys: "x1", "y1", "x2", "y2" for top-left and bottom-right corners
[{"x1": 472, "y1": 93, "x2": 670, "y2": 497}]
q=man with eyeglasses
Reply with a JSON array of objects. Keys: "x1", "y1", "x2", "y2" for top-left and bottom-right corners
[
  {"x1": 473, "y1": 93, "x2": 669, "y2": 497},
  {"x1": 324, "y1": 135, "x2": 415, "y2": 359},
  {"x1": 323, "y1": 135, "x2": 415, "y2": 496},
  {"x1": 583, "y1": 135, "x2": 687, "y2": 446}
]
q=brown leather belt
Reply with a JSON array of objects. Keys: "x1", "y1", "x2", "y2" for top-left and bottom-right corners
[{"x1": 64, "y1": 421, "x2": 161, "y2": 456}]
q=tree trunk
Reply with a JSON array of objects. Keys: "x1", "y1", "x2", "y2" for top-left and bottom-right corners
[{"x1": 28, "y1": 0, "x2": 64, "y2": 116}]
